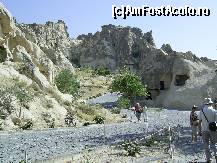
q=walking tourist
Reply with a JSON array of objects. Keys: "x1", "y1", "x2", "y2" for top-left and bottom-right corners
[
  {"x1": 134, "y1": 102, "x2": 143, "y2": 122},
  {"x1": 198, "y1": 98, "x2": 217, "y2": 163},
  {"x1": 190, "y1": 105, "x2": 199, "y2": 142}
]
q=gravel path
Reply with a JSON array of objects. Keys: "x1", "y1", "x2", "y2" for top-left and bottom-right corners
[
  {"x1": 66, "y1": 126, "x2": 210, "y2": 163},
  {"x1": 0, "y1": 109, "x2": 191, "y2": 163}
]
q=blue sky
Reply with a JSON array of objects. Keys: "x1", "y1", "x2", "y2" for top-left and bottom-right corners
[{"x1": 1, "y1": 0, "x2": 217, "y2": 60}]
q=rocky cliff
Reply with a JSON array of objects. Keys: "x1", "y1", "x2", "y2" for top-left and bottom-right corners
[
  {"x1": 0, "y1": 3, "x2": 77, "y2": 131},
  {"x1": 15, "y1": 19, "x2": 217, "y2": 109},
  {"x1": 70, "y1": 25, "x2": 217, "y2": 109},
  {"x1": 18, "y1": 20, "x2": 73, "y2": 70}
]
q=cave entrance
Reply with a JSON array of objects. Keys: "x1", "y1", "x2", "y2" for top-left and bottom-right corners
[
  {"x1": 175, "y1": 74, "x2": 189, "y2": 86},
  {"x1": 160, "y1": 81, "x2": 165, "y2": 90}
]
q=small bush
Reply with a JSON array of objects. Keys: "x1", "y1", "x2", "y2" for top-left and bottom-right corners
[
  {"x1": 0, "y1": 88, "x2": 15, "y2": 119},
  {"x1": 19, "y1": 160, "x2": 26, "y2": 163},
  {"x1": 49, "y1": 118, "x2": 55, "y2": 128},
  {"x1": 94, "y1": 66, "x2": 111, "y2": 76},
  {"x1": 83, "y1": 121, "x2": 91, "y2": 126},
  {"x1": 77, "y1": 103, "x2": 96, "y2": 115},
  {"x1": 0, "y1": 79, "x2": 33, "y2": 119},
  {"x1": 19, "y1": 119, "x2": 33, "y2": 130},
  {"x1": 81, "y1": 65, "x2": 93, "y2": 74},
  {"x1": 110, "y1": 107, "x2": 121, "y2": 114},
  {"x1": 55, "y1": 69, "x2": 80, "y2": 96},
  {"x1": 145, "y1": 134, "x2": 159, "y2": 147},
  {"x1": 42, "y1": 113, "x2": 55, "y2": 128},
  {"x1": 65, "y1": 110, "x2": 76, "y2": 127},
  {"x1": 41, "y1": 98, "x2": 53, "y2": 109},
  {"x1": 93, "y1": 115, "x2": 105, "y2": 124},
  {"x1": 13, "y1": 84, "x2": 33, "y2": 105},
  {"x1": 121, "y1": 140, "x2": 141, "y2": 157}
]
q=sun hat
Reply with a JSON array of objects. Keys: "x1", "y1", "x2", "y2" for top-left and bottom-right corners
[
  {"x1": 204, "y1": 98, "x2": 214, "y2": 105},
  {"x1": 192, "y1": 105, "x2": 198, "y2": 109}
]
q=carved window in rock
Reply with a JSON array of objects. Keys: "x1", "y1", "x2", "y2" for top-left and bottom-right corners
[
  {"x1": 160, "y1": 81, "x2": 165, "y2": 90},
  {"x1": 174, "y1": 74, "x2": 189, "y2": 86}
]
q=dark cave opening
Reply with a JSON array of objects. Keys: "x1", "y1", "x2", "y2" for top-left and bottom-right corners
[{"x1": 175, "y1": 74, "x2": 189, "y2": 86}]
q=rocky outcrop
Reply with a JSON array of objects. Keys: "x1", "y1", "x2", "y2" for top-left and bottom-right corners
[
  {"x1": 0, "y1": 3, "x2": 76, "y2": 131},
  {"x1": 1, "y1": 1, "x2": 217, "y2": 113},
  {"x1": 70, "y1": 24, "x2": 217, "y2": 109},
  {"x1": 71, "y1": 24, "x2": 157, "y2": 71},
  {"x1": 18, "y1": 20, "x2": 74, "y2": 71}
]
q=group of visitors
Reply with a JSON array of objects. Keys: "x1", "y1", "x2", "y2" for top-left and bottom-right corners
[
  {"x1": 130, "y1": 98, "x2": 216, "y2": 162},
  {"x1": 190, "y1": 98, "x2": 217, "y2": 163}
]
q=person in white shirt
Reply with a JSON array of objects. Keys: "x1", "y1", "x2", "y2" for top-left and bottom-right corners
[{"x1": 198, "y1": 98, "x2": 217, "y2": 163}]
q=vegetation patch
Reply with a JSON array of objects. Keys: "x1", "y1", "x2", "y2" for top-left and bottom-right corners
[
  {"x1": 117, "y1": 96, "x2": 130, "y2": 109},
  {"x1": 76, "y1": 103, "x2": 103, "y2": 122},
  {"x1": 55, "y1": 69, "x2": 80, "y2": 96},
  {"x1": 65, "y1": 108, "x2": 76, "y2": 127},
  {"x1": 75, "y1": 67, "x2": 112, "y2": 100},
  {"x1": 110, "y1": 69, "x2": 147, "y2": 103},
  {"x1": 94, "y1": 66, "x2": 111, "y2": 76},
  {"x1": 110, "y1": 107, "x2": 121, "y2": 114},
  {"x1": 93, "y1": 115, "x2": 105, "y2": 124},
  {"x1": 19, "y1": 119, "x2": 33, "y2": 130},
  {"x1": 120, "y1": 140, "x2": 141, "y2": 157},
  {"x1": 0, "y1": 78, "x2": 33, "y2": 119}
]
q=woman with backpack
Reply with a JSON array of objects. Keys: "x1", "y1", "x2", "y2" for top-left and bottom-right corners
[{"x1": 134, "y1": 102, "x2": 143, "y2": 122}]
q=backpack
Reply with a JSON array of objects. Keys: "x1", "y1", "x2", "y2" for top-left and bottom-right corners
[
  {"x1": 135, "y1": 105, "x2": 143, "y2": 113},
  {"x1": 202, "y1": 109, "x2": 217, "y2": 131},
  {"x1": 191, "y1": 112, "x2": 199, "y2": 126}
]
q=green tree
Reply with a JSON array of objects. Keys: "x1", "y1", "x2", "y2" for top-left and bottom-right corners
[
  {"x1": 110, "y1": 69, "x2": 147, "y2": 103},
  {"x1": 55, "y1": 69, "x2": 80, "y2": 96},
  {"x1": 117, "y1": 96, "x2": 130, "y2": 109}
]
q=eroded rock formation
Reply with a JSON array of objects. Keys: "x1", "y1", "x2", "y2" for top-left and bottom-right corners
[
  {"x1": 1, "y1": 2, "x2": 217, "y2": 111},
  {"x1": 71, "y1": 24, "x2": 217, "y2": 109},
  {"x1": 0, "y1": 3, "x2": 75, "y2": 130},
  {"x1": 18, "y1": 20, "x2": 74, "y2": 71}
]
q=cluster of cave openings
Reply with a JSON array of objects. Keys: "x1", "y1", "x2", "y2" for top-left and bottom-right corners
[{"x1": 175, "y1": 74, "x2": 189, "y2": 86}]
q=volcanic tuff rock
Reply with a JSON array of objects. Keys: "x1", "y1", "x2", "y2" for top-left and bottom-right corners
[
  {"x1": 0, "y1": 3, "x2": 75, "y2": 130},
  {"x1": 18, "y1": 20, "x2": 74, "y2": 71},
  {"x1": 1, "y1": 2, "x2": 217, "y2": 110},
  {"x1": 71, "y1": 24, "x2": 217, "y2": 109}
]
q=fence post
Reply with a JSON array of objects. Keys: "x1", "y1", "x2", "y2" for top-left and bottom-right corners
[
  {"x1": 103, "y1": 120, "x2": 106, "y2": 145},
  {"x1": 24, "y1": 144, "x2": 28, "y2": 162},
  {"x1": 168, "y1": 125, "x2": 174, "y2": 159}
]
